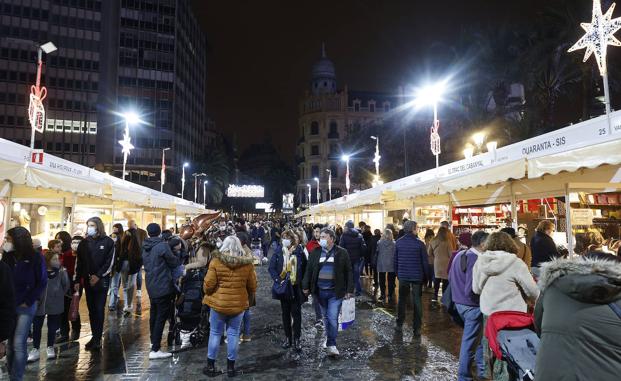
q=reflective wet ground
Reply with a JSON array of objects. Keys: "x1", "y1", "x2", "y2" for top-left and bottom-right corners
[{"x1": 2, "y1": 265, "x2": 461, "y2": 381}]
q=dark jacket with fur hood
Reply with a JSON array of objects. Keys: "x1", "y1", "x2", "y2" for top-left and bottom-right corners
[{"x1": 534, "y1": 257, "x2": 621, "y2": 381}]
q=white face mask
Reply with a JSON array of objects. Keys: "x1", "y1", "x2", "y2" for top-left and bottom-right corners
[
  {"x1": 3, "y1": 242, "x2": 14, "y2": 252},
  {"x1": 87, "y1": 226, "x2": 97, "y2": 237},
  {"x1": 282, "y1": 239, "x2": 291, "y2": 248},
  {"x1": 319, "y1": 239, "x2": 328, "y2": 248},
  {"x1": 71, "y1": 242, "x2": 79, "y2": 251}
]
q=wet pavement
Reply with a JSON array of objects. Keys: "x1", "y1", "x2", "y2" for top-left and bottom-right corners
[{"x1": 1, "y1": 264, "x2": 461, "y2": 381}]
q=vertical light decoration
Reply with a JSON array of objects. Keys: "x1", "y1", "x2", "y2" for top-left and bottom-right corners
[
  {"x1": 326, "y1": 169, "x2": 332, "y2": 200},
  {"x1": 306, "y1": 183, "x2": 312, "y2": 206},
  {"x1": 118, "y1": 126, "x2": 134, "y2": 180},
  {"x1": 568, "y1": 0, "x2": 621, "y2": 133},
  {"x1": 370, "y1": 136, "x2": 382, "y2": 186}
]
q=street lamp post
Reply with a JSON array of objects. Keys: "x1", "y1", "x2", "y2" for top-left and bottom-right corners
[
  {"x1": 326, "y1": 169, "x2": 332, "y2": 200},
  {"x1": 416, "y1": 81, "x2": 447, "y2": 172},
  {"x1": 342, "y1": 154, "x2": 351, "y2": 195},
  {"x1": 193, "y1": 172, "x2": 206, "y2": 203},
  {"x1": 181, "y1": 162, "x2": 189, "y2": 199},
  {"x1": 203, "y1": 180, "x2": 208, "y2": 208},
  {"x1": 160, "y1": 147, "x2": 171, "y2": 192},
  {"x1": 28, "y1": 41, "x2": 57, "y2": 151},
  {"x1": 314, "y1": 177, "x2": 320, "y2": 205},
  {"x1": 119, "y1": 112, "x2": 139, "y2": 181},
  {"x1": 306, "y1": 184, "x2": 311, "y2": 206}
]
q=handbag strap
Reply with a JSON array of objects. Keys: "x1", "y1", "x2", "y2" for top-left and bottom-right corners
[
  {"x1": 609, "y1": 302, "x2": 621, "y2": 319},
  {"x1": 318, "y1": 248, "x2": 335, "y2": 270}
]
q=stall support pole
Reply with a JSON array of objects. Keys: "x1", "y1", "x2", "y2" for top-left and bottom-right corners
[
  {"x1": 510, "y1": 182, "x2": 518, "y2": 230},
  {"x1": 69, "y1": 194, "x2": 78, "y2": 234},
  {"x1": 3, "y1": 182, "x2": 13, "y2": 235},
  {"x1": 60, "y1": 197, "x2": 66, "y2": 230},
  {"x1": 110, "y1": 203, "x2": 115, "y2": 234},
  {"x1": 564, "y1": 184, "x2": 574, "y2": 255}
]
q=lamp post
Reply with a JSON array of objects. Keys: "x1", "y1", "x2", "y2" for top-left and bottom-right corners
[
  {"x1": 342, "y1": 154, "x2": 351, "y2": 195},
  {"x1": 314, "y1": 177, "x2": 320, "y2": 205},
  {"x1": 370, "y1": 136, "x2": 381, "y2": 186},
  {"x1": 193, "y1": 172, "x2": 206, "y2": 203},
  {"x1": 306, "y1": 183, "x2": 311, "y2": 206},
  {"x1": 203, "y1": 180, "x2": 208, "y2": 208},
  {"x1": 29, "y1": 41, "x2": 57, "y2": 151},
  {"x1": 119, "y1": 112, "x2": 139, "y2": 180},
  {"x1": 160, "y1": 147, "x2": 170, "y2": 192},
  {"x1": 568, "y1": 0, "x2": 621, "y2": 134},
  {"x1": 326, "y1": 169, "x2": 332, "y2": 200},
  {"x1": 181, "y1": 162, "x2": 189, "y2": 199},
  {"x1": 416, "y1": 80, "x2": 447, "y2": 171}
]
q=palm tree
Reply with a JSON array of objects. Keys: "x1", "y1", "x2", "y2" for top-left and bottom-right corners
[{"x1": 203, "y1": 143, "x2": 232, "y2": 205}]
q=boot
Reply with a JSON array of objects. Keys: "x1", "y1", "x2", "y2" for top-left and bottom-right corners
[
  {"x1": 227, "y1": 359, "x2": 236, "y2": 377},
  {"x1": 70, "y1": 329, "x2": 80, "y2": 341},
  {"x1": 281, "y1": 337, "x2": 292, "y2": 349},
  {"x1": 203, "y1": 358, "x2": 218, "y2": 377},
  {"x1": 293, "y1": 338, "x2": 302, "y2": 353}
]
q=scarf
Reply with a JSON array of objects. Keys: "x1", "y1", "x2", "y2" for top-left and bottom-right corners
[{"x1": 280, "y1": 246, "x2": 298, "y2": 284}]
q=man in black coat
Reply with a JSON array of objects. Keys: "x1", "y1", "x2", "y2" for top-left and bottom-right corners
[
  {"x1": 338, "y1": 220, "x2": 367, "y2": 296},
  {"x1": 0, "y1": 260, "x2": 15, "y2": 359},
  {"x1": 530, "y1": 220, "x2": 561, "y2": 277}
]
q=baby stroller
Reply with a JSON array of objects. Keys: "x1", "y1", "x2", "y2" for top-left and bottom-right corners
[
  {"x1": 251, "y1": 238, "x2": 264, "y2": 265},
  {"x1": 171, "y1": 267, "x2": 209, "y2": 349},
  {"x1": 485, "y1": 311, "x2": 540, "y2": 381}
]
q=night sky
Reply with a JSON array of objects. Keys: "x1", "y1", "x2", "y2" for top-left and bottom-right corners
[{"x1": 193, "y1": 0, "x2": 551, "y2": 162}]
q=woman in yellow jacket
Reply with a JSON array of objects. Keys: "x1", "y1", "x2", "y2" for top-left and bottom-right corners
[{"x1": 202, "y1": 235, "x2": 257, "y2": 378}]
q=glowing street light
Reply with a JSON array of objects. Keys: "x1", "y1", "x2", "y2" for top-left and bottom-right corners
[
  {"x1": 29, "y1": 41, "x2": 57, "y2": 150},
  {"x1": 160, "y1": 147, "x2": 171, "y2": 192},
  {"x1": 370, "y1": 136, "x2": 381, "y2": 186},
  {"x1": 193, "y1": 172, "x2": 206, "y2": 203},
  {"x1": 181, "y1": 162, "x2": 189, "y2": 199},
  {"x1": 306, "y1": 183, "x2": 312, "y2": 206},
  {"x1": 415, "y1": 79, "x2": 448, "y2": 170},
  {"x1": 203, "y1": 179, "x2": 208, "y2": 207},
  {"x1": 341, "y1": 154, "x2": 351, "y2": 195},
  {"x1": 119, "y1": 112, "x2": 141, "y2": 180},
  {"x1": 569, "y1": 0, "x2": 621, "y2": 133},
  {"x1": 314, "y1": 177, "x2": 320, "y2": 204},
  {"x1": 326, "y1": 169, "x2": 332, "y2": 200},
  {"x1": 463, "y1": 145, "x2": 474, "y2": 159},
  {"x1": 472, "y1": 132, "x2": 487, "y2": 154}
]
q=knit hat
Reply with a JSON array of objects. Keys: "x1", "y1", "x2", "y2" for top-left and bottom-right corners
[
  {"x1": 459, "y1": 232, "x2": 473, "y2": 247},
  {"x1": 345, "y1": 220, "x2": 355, "y2": 229},
  {"x1": 146, "y1": 223, "x2": 161, "y2": 237}
]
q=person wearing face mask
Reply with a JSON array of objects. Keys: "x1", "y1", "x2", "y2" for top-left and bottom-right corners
[
  {"x1": 107, "y1": 223, "x2": 124, "y2": 313},
  {"x1": 27, "y1": 249, "x2": 69, "y2": 362},
  {"x1": 56, "y1": 235, "x2": 83, "y2": 343},
  {"x1": 269, "y1": 230, "x2": 308, "y2": 352},
  {"x1": 74, "y1": 217, "x2": 115, "y2": 351},
  {"x1": 1, "y1": 227, "x2": 47, "y2": 381}
]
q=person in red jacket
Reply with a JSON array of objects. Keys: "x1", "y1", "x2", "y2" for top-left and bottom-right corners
[
  {"x1": 55, "y1": 231, "x2": 81, "y2": 343},
  {"x1": 305, "y1": 224, "x2": 324, "y2": 327}
]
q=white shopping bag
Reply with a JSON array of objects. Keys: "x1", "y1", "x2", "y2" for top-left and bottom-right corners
[{"x1": 338, "y1": 297, "x2": 355, "y2": 331}]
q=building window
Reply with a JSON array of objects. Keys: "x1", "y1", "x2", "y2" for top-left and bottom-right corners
[
  {"x1": 354, "y1": 101, "x2": 360, "y2": 112},
  {"x1": 311, "y1": 145, "x2": 319, "y2": 156},
  {"x1": 310, "y1": 121, "x2": 319, "y2": 135},
  {"x1": 369, "y1": 102, "x2": 375, "y2": 112},
  {"x1": 383, "y1": 101, "x2": 390, "y2": 112},
  {"x1": 311, "y1": 165, "x2": 319, "y2": 178}
]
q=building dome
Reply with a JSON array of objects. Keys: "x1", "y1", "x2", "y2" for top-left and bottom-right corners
[{"x1": 311, "y1": 43, "x2": 337, "y2": 95}]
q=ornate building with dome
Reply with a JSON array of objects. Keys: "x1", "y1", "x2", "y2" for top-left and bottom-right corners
[{"x1": 296, "y1": 44, "x2": 400, "y2": 206}]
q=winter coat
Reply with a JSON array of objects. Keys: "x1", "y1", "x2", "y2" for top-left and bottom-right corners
[
  {"x1": 370, "y1": 234, "x2": 381, "y2": 266},
  {"x1": 513, "y1": 238, "x2": 532, "y2": 269},
  {"x1": 184, "y1": 245, "x2": 211, "y2": 270},
  {"x1": 339, "y1": 228, "x2": 368, "y2": 264},
  {"x1": 428, "y1": 238, "x2": 453, "y2": 279},
  {"x1": 530, "y1": 231, "x2": 560, "y2": 268},
  {"x1": 202, "y1": 249, "x2": 257, "y2": 316},
  {"x1": 376, "y1": 238, "x2": 395, "y2": 273},
  {"x1": 0, "y1": 260, "x2": 16, "y2": 341},
  {"x1": 448, "y1": 248, "x2": 480, "y2": 307},
  {"x1": 269, "y1": 245, "x2": 308, "y2": 301},
  {"x1": 1, "y1": 250, "x2": 47, "y2": 307},
  {"x1": 36, "y1": 268, "x2": 69, "y2": 316},
  {"x1": 472, "y1": 250, "x2": 539, "y2": 316},
  {"x1": 142, "y1": 237, "x2": 180, "y2": 299},
  {"x1": 306, "y1": 239, "x2": 320, "y2": 253},
  {"x1": 302, "y1": 245, "x2": 354, "y2": 299},
  {"x1": 535, "y1": 258, "x2": 621, "y2": 381},
  {"x1": 394, "y1": 233, "x2": 430, "y2": 283},
  {"x1": 75, "y1": 235, "x2": 115, "y2": 288},
  {"x1": 60, "y1": 249, "x2": 77, "y2": 282},
  {"x1": 362, "y1": 231, "x2": 373, "y2": 261}
]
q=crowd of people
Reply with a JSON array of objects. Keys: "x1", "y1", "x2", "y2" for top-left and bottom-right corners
[{"x1": 1, "y1": 215, "x2": 620, "y2": 380}]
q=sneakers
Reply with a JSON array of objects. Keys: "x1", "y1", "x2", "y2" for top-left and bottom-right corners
[
  {"x1": 326, "y1": 345, "x2": 340, "y2": 357},
  {"x1": 149, "y1": 350, "x2": 172, "y2": 360},
  {"x1": 322, "y1": 339, "x2": 327, "y2": 349},
  {"x1": 239, "y1": 334, "x2": 252, "y2": 343},
  {"x1": 27, "y1": 349, "x2": 40, "y2": 362},
  {"x1": 123, "y1": 306, "x2": 132, "y2": 316},
  {"x1": 46, "y1": 347, "x2": 55, "y2": 359},
  {"x1": 314, "y1": 320, "x2": 324, "y2": 329}
]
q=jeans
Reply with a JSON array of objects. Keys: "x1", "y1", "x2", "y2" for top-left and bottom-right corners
[
  {"x1": 207, "y1": 310, "x2": 243, "y2": 361},
  {"x1": 397, "y1": 280, "x2": 423, "y2": 331},
  {"x1": 317, "y1": 289, "x2": 343, "y2": 347},
  {"x1": 60, "y1": 287, "x2": 81, "y2": 338},
  {"x1": 7, "y1": 303, "x2": 37, "y2": 381},
  {"x1": 241, "y1": 308, "x2": 251, "y2": 336},
  {"x1": 32, "y1": 314, "x2": 61, "y2": 349},
  {"x1": 352, "y1": 259, "x2": 363, "y2": 293},
  {"x1": 108, "y1": 261, "x2": 137, "y2": 309},
  {"x1": 135, "y1": 267, "x2": 143, "y2": 293},
  {"x1": 434, "y1": 278, "x2": 448, "y2": 300},
  {"x1": 378, "y1": 272, "x2": 396, "y2": 299},
  {"x1": 455, "y1": 304, "x2": 485, "y2": 381},
  {"x1": 280, "y1": 298, "x2": 302, "y2": 340},
  {"x1": 149, "y1": 294, "x2": 174, "y2": 352},
  {"x1": 312, "y1": 296, "x2": 323, "y2": 321},
  {"x1": 84, "y1": 283, "x2": 108, "y2": 343}
]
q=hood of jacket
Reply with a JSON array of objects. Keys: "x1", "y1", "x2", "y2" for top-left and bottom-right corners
[
  {"x1": 476, "y1": 250, "x2": 519, "y2": 276},
  {"x1": 212, "y1": 249, "x2": 254, "y2": 269},
  {"x1": 142, "y1": 237, "x2": 163, "y2": 252},
  {"x1": 538, "y1": 257, "x2": 621, "y2": 304},
  {"x1": 343, "y1": 228, "x2": 361, "y2": 238}
]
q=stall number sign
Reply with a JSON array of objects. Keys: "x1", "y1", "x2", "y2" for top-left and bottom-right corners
[
  {"x1": 571, "y1": 209, "x2": 594, "y2": 226},
  {"x1": 31, "y1": 150, "x2": 44, "y2": 164}
]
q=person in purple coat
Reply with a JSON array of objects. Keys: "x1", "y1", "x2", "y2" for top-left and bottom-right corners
[{"x1": 1, "y1": 227, "x2": 47, "y2": 381}]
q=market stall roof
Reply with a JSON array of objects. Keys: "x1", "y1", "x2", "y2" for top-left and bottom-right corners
[{"x1": 0, "y1": 138, "x2": 206, "y2": 215}]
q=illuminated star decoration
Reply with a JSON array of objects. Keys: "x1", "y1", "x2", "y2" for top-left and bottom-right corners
[
  {"x1": 119, "y1": 132, "x2": 134, "y2": 156},
  {"x1": 568, "y1": 0, "x2": 621, "y2": 76}
]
